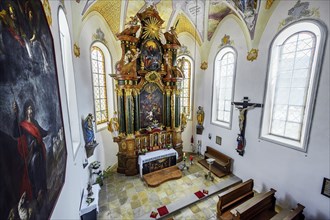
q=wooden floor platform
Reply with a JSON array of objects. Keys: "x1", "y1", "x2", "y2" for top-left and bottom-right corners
[{"x1": 143, "y1": 166, "x2": 182, "y2": 187}]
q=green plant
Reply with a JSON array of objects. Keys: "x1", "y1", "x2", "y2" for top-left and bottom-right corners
[{"x1": 95, "y1": 174, "x2": 103, "y2": 186}]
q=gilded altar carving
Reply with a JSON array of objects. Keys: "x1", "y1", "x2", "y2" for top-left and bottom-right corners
[{"x1": 110, "y1": 5, "x2": 184, "y2": 176}]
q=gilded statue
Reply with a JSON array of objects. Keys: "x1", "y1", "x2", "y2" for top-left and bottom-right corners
[
  {"x1": 181, "y1": 112, "x2": 187, "y2": 130},
  {"x1": 197, "y1": 106, "x2": 205, "y2": 126},
  {"x1": 108, "y1": 111, "x2": 119, "y2": 137}
]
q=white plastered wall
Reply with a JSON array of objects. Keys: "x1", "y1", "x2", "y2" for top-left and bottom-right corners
[
  {"x1": 73, "y1": 12, "x2": 121, "y2": 171},
  {"x1": 50, "y1": 1, "x2": 89, "y2": 219},
  {"x1": 48, "y1": 0, "x2": 329, "y2": 219},
  {"x1": 177, "y1": 33, "x2": 201, "y2": 153},
  {"x1": 198, "y1": 1, "x2": 330, "y2": 219}
]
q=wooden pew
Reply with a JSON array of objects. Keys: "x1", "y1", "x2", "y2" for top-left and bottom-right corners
[
  {"x1": 217, "y1": 179, "x2": 254, "y2": 219},
  {"x1": 270, "y1": 203, "x2": 305, "y2": 220},
  {"x1": 230, "y1": 188, "x2": 277, "y2": 220},
  {"x1": 198, "y1": 146, "x2": 232, "y2": 178}
]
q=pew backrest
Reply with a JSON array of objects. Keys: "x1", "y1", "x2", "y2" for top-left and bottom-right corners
[
  {"x1": 230, "y1": 188, "x2": 277, "y2": 220},
  {"x1": 217, "y1": 179, "x2": 254, "y2": 218}
]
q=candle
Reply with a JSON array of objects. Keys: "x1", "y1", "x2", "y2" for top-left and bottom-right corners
[{"x1": 184, "y1": 152, "x2": 186, "y2": 157}]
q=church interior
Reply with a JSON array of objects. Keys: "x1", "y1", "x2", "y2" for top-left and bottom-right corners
[{"x1": 0, "y1": 0, "x2": 329, "y2": 220}]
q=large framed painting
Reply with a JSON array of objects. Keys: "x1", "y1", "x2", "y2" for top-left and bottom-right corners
[
  {"x1": 140, "y1": 39, "x2": 162, "y2": 71},
  {"x1": 0, "y1": 1, "x2": 67, "y2": 219},
  {"x1": 140, "y1": 83, "x2": 163, "y2": 129}
]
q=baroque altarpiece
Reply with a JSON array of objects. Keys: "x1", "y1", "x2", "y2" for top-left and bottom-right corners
[{"x1": 110, "y1": 6, "x2": 185, "y2": 176}]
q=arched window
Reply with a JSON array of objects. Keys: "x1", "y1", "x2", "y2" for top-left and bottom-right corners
[
  {"x1": 211, "y1": 47, "x2": 237, "y2": 128},
  {"x1": 58, "y1": 8, "x2": 81, "y2": 157},
  {"x1": 91, "y1": 46, "x2": 108, "y2": 125},
  {"x1": 177, "y1": 56, "x2": 193, "y2": 119},
  {"x1": 260, "y1": 20, "x2": 327, "y2": 151}
]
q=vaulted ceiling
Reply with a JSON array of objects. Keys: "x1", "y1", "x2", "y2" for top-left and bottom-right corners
[{"x1": 81, "y1": 0, "x2": 278, "y2": 49}]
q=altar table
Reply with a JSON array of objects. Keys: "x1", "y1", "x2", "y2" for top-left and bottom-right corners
[
  {"x1": 138, "y1": 149, "x2": 178, "y2": 177},
  {"x1": 79, "y1": 184, "x2": 100, "y2": 219}
]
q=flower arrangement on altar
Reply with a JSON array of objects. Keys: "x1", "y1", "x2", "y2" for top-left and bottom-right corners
[
  {"x1": 183, "y1": 152, "x2": 187, "y2": 161},
  {"x1": 89, "y1": 161, "x2": 100, "y2": 169}
]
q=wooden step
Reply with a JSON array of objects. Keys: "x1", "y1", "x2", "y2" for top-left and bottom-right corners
[{"x1": 143, "y1": 165, "x2": 182, "y2": 187}]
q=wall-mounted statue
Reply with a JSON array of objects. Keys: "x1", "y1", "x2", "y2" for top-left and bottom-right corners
[
  {"x1": 232, "y1": 97, "x2": 262, "y2": 156},
  {"x1": 196, "y1": 106, "x2": 205, "y2": 134},
  {"x1": 83, "y1": 113, "x2": 98, "y2": 158},
  {"x1": 83, "y1": 113, "x2": 96, "y2": 146}
]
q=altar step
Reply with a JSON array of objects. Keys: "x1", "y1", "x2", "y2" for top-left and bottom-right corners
[
  {"x1": 143, "y1": 166, "x2": 182, "y2": 187},
  {"x1": 136, "y1": 174, "x2": 242, "y2": 220}
]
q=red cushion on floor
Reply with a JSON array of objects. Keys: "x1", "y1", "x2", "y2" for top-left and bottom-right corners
[
  {"x1": 157, "y1": 206, "x2": 169, "y2": 216},
  {"x1": 194, "y1": 190, "x2": 205, "y2": 199}
]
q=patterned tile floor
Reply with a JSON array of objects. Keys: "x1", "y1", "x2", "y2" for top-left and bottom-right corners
[{"x1": 97, "y1": 154, "x2": 224, "y2": 220}]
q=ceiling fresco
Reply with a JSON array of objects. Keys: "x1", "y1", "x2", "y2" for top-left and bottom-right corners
[
  {"x1": 208, "y1": 1, "x2": 234, "y2": 41},
  {"x1": 81, "y1": 0, "x2": 279, "y2": 50},
  {"x1": 83, "y1": 0, "x2": 122, "y2": 37},
  {"x1": 175, "y1": 13, "x2": 202, "y2": 46},
  {"x1": 171, "y1": 0, "x2": 206, "y2": 41}
]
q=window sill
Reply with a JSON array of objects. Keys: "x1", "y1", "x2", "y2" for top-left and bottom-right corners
[
  {"x1": 211, "y1": 120, "x2": 231, "y2": 130},
  {"x1": 96, "y1": 122, "x2": 108, "y2": 132},
  {"x1": 260, "y1": 134, "x2": 306, "y2": 152}
]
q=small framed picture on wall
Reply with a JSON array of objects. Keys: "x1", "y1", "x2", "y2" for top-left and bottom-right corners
[{"x1": 321, "y1": 177, "x2": 330, "y2": 198}]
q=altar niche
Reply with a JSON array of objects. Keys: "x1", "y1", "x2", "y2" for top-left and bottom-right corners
[
  {"x1": 110, "y1": 6, "x2": 185, "y2": 176},
  {"x1": 232, "y1": 97, "x2": 262, "y2": 156}
]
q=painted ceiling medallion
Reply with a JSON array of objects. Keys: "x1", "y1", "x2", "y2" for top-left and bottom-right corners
[
  {"x1": 142, "y1": 17, "x2": 163, "y2": 40},
  {"x1": 279, "y1": 0, "x2": 320, "y2": 30},
  {"x1": 220, "y1": 34, "x2": 233, "y2": 47},
  {"x1": 93, "y1": 28, "x2": 107, "y2": 44},
  {"x1": 247, "y1": 48, "x2": 258, "y2": 61},
  {"x1": 178, "y1": 45, "x2": 190, "y2": 56}
]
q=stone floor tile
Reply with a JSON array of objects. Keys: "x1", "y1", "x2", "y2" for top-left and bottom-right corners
[{"x1": 97, "y1": 161, "x2": 230, "y2": 220}]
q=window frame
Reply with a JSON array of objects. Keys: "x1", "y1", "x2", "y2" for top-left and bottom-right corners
[
  {"x1": 260, "y1": 19, "x2": 327, "y2": 152},
  {"x1": 177, "y1": 55, "x2": 194, "y2": 120},
  {"x1": 58, "y1": 7, "x2": 81, "y2": 159},
  {"x1": 211, "y1": 46, "x2": 237, "y2": 129},
  {"x1": 91, "y1": 44, "x2": 110, "y2": 129}
]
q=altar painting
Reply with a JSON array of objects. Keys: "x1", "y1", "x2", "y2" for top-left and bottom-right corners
[
  {"x1": 141, "y1": 39, "x2": 162, "y2": 71},
  {"x1": 140, "y1": 83, "x2": 163, "y2": 129},
  {"x1": 142, "y1": 156, "x2": 176, "y2": 175}
]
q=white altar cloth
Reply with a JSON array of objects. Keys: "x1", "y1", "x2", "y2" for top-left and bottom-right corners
[
  {"x1": 79, "y1": 184, "x2": 101, "y2": 216},
  {"x1": 138, "y1": 149, "x2": 178, "y2": 177}
]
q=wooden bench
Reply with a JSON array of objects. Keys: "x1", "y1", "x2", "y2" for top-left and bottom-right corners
[
  {"x1": 230, "y1": 188, "x2": 277, "y2": 220},
  {"x1": 198, "y1": 146, "x2": 232, "y2": 178},
  {"x1": 270, "y1": 203, "x2": 305, "y2": 220},
  {"x1": 217, "y1": 179, "x2": 254, "y2": 219}
]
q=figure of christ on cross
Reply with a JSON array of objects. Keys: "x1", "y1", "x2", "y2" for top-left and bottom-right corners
[{"x1": 232, "y1": 97, "x2": 262, "y2": 156}]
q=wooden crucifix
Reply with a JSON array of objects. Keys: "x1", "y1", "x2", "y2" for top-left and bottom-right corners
[{"x1": 232, "y1": 97, "x2": 263, "y2": 156}]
